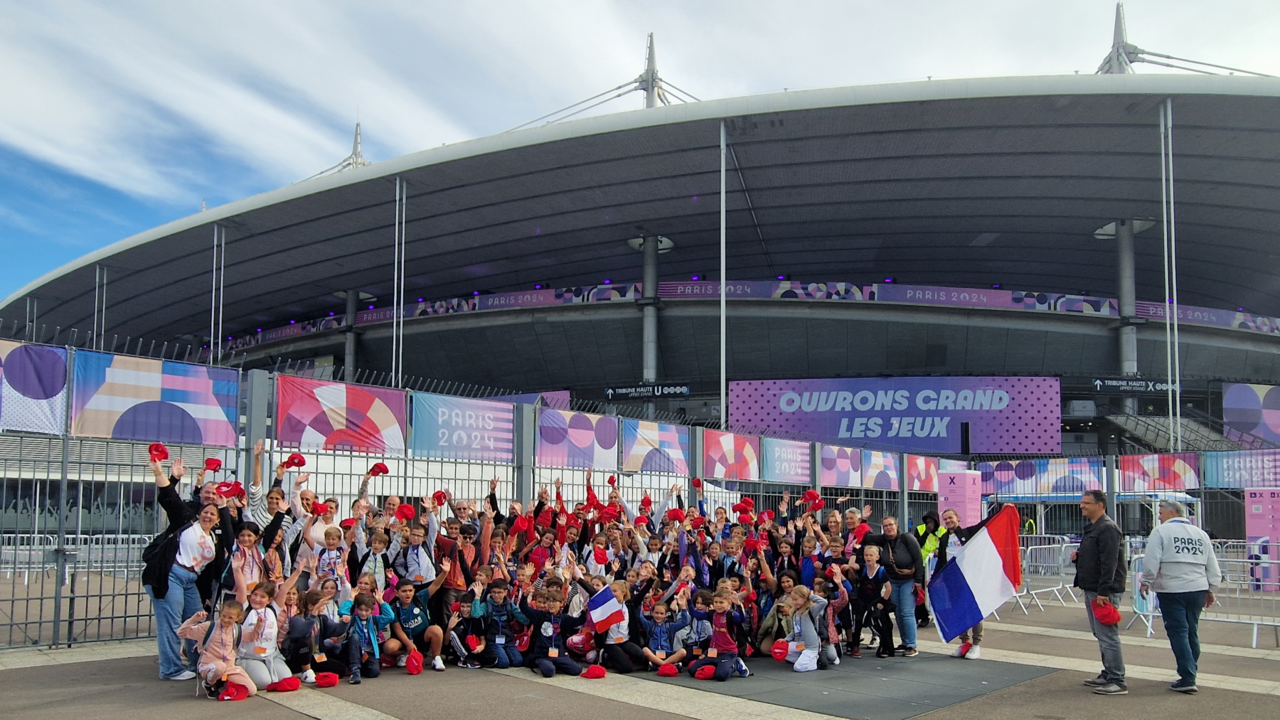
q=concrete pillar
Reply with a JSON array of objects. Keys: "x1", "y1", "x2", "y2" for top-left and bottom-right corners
[
  {"x1": 344, "y1": 289, "x2": 358, "y2": 382},
  {"x1": 245, "y1": 368, "x2": 272, "y2": 477},
  {"x1": 641, "y1": 236, "x2": 659, "y2": 419},
  {"x1": 514, "y1": 403, "x2": 536, "y2": 505},
  {"x1": 1116, "y1": 220, "x2": 1139, "y2": 414},
  {"x1": 898, "y1": 452, "x2": 910, "y2": 525}
]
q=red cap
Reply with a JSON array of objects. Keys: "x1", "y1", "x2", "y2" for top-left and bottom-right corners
[
  {"x1": 634, "y1": 515, "x2": 651, "y2": 529},
  {"x1": 219, "y1": 682, "x2": 250, "y2": 701},
  {"x1": 266, "y1": 676, "x2": 301, "y2": 692},
  {"x1": 405, "y1": 649, "x2": 423, "y2": 675},
  {"x1": 731, "y1": 502, "x2": 748, "y2": 513},
  {"x1": 284, "y1": 453, "x2": 306, "y2": 468},
  {"x1": 466, "y1": 635, "x2": 481, "y2": 651},
  {"x1": 771, "y1": 638, "x2": 790, "y2": 661},
  {"x1": 215, "y1": 481, "x2": 243, "y2": 498},
  {"x1": 801, "y1": 489, "x2": 819, "y2": 503},
  {"x1": 694, "y1": 665, "x2": 717, "y2": 680},
  {"x1": 607, "y1": 475, "x2": 616, "y2": 486},
  {"x1": 369, "y1": 462, "x2": 389, "y2": 476},
  {"x1": 340, "y1": 518, "x2": 357, "y2": 530},
  {"x1": 450, "y1": 602, "x2": 461, "y2": 614},
  {"x1": 432, "y1": 490, "x2": 449, "y2": 507},
  {"x1": 759, "y1": 510, "x2": 775, "y2": 523},
  {"x1": 689, "y1": 516, "x2": 705, "y2": 530},
  {"x1": 148, "y1": 443, "x2": 169, "y2": 462},
  {"x1": 395, "y1": 504, "x2": 416, "y2": 522},
  {"x1": 737, "y1": 512, "x2": 753, "y2": 525},
  {"x1": 825, "y1": 564, "x2": 838, "y2": 579},
  {"x1": 203, "y1": 458, "x2": 222, "y2": 473},
  {"x1": 314, "y1": 672, "x2": 339, "y2": 688},
  {"x1": 809, "y1": 499, "x2": 825, "y2": 513},
  {"x1": 599, "y1": 506, "x2": 620, "y2": 524},
  {"x1": 691, "y1": 477, "x2": 702, "y2": 488},
  {"x1": 744, "y1": 537, "x2": 760, "y2": 553},
  {"x1": 581, "y1": 664, "x2": 607, "y2": 679},
  {"x1": 741, "y1": 497, "x2": 754, "y2": 508},
  {"x1": 640, "y1": 495, "x2": 653, "y2": 509},
  {"x1": 1091, "y1": 598, "x2": 1122, "y2": 626},
  {"x1": 656, "y1": 663, "x2": 680, "y2": 677},
  {"x1": 312, "y1": 502, "x2": 329, "y2": 516},
  {"x1": 666, "y1": 508, "x2": 685, "y2": 524}
]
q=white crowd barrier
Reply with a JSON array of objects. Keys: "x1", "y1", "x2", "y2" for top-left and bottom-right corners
[{"x1": 1129, "y1": 553, "x2": 1280, "y2": 649}]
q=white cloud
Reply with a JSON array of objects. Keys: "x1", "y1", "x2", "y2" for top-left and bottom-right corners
[{"x1": 0, "y1": 0, "x2": 1275, "y2": 203}]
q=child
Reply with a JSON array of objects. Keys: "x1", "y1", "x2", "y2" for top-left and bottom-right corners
[
  {"x1": 447, "y1": 592, "x2": 491, "y2": 668},
  {"x1": 350, "y1": 529, "x2": 397, "y2": 597},
  {"x1": 305, "y1": 522, "x2": 348, "y2": 584},
  {"x1": 230, "y1": 522, "x2": 265, "y2": 592},
  {"x1": 470, "y1": 577, "x2": 530, "y2": 669},
  {"x1": 815, "y1": 570, "x2": 851, "y2": 666},
  {"x1": 177, "y1": 600, "x2": 257, "y2": 699},
  {"x1": 598, "y1": 580, "x2": 646, "y2": 673},
  {"x1": 853, "y1": 545, "x2": 895, "y2": 658},
  {"x1": 782, "y1": 585, "x2": 827, "y2": 672},
  {"x1": 236, "y1": 580, "x2": 293, "y2": 688},
  {"x1": 680, "y1": 589, "x2": 714, "y2": 660},
  {"x1": 343, "y1": 593, "x2": 393, "y2": 684},
  {"x1": 282, "y1": 589, "x2": 348, "y2": 682},
  {"x1": 641, "y1": 592, "x2": 690, "y2": 670},
  {"x1": 385, "y1": 565, "x2": 450, "y2": 672},
  {"x1": 393, "y1": 521, "x2": 438, "y2": 593},
  {"x1": 686, "y1": 588, "x2": 746, "y2": 681},
  {"x1": 520, "y1": 588, "x2": 588, "y2": 678}
]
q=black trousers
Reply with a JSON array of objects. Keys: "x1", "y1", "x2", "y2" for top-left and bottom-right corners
[{"x1": 601, "y1": 641, "x2": 646, "y2": 673}]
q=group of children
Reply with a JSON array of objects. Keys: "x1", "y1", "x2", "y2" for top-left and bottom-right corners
[{"x1": 164, "y1": 454, "x2": 932, "y2": 700}]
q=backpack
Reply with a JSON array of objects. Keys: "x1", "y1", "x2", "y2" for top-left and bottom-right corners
[{"x1": 202, "y1": 619, "x2": 243, "y2": 652}]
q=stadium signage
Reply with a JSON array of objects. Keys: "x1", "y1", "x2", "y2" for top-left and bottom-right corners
[
  {"x1": 604, "y1": 384, "x2": 691, "y2": 400},
  {"x1": 1089, "y1": 378, "x2": 1178, "y2": 393},
  {"x1": 730, "y1": 377, "x2": 1060, "y2": 454}
]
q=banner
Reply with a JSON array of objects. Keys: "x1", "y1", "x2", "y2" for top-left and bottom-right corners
[
  {"x1": 1203, "y1": 449, "x2": 1280, "y2": 489},
  {"x1": 71, "y1": 351, "x2": 238, "y2": 446},
  {"x1": 0, "y1": 340, "x2": 66, "y2": 435},
  {"x1": 820, "y1": 444, "x2": 862, "y2": 487},
  {"x1": 490, "y1": 390, "x2": 571, "y2": 409},
  {"x1": 863, "y1": 450, "x2": 899, "y2": 490},
  {"x1": 1119, "y1": 453, "x2": 1199, "y2": 491},
  {"x1": 761, "y1": 437, "x2": 811, "y2": 484},
  {"x1": 1244, "y1": 489, "x2": 1279, "y2": 573},
  {"x1": 621, "y1": 419, "x2": 689, "y2": 474},
  {"x1": 276, "y1": 376, "x2": 406, "y2": 455},
  {"x1": 411, "y1": 393, "x2": 513, "y2": 463},
  {"x1": 1222, "y1": 383, "x2": 1280, "y2": 445},
  {"x1": 537, "y1": 409, "x2": 618, "y2": 470},
  {"x1": 978, "y1": 457, "x2": 1102, "y2": 495},
  {"x1": 905, "y1": 454, "x2": 939, "y2": 491},
  {"x1": 938, "y1": 471, "x2": 983, "y2": 526},
  {"x1": 703, "y1": 429, "x2": 760, "y2": 480},
  {"x1": 729, "y1": 377, "x2": 1060, "y2": 454}
]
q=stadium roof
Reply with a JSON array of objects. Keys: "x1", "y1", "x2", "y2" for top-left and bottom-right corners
[{"x1": 6, "y1": 73, "x2": 1280, "y2": 345}]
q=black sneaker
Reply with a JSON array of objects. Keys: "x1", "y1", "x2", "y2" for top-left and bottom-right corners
[
  {"x1": 1093, "y1": 683, "x2": 1128, "y2": 695},
  {"x1": 902, "y1": 647, "x2": 919, "y2": 657},
  {"x1": 1170, "y1": 680, "x2": 1199, "y2": 694},
  {"x1": 1083, "y1": 675, "x2": 1110, "y2": 687},
  {"x1": 349, "y1": 671, "x2": 361, "y2": 685},
  {"x1": 917, "y1": 618, "x2": 931, "y2": 628},
  {"x1": 203, "y1": 681, "x2": 219, "y2": 699}
]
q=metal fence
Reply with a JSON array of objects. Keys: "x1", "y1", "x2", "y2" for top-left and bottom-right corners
[{"x1": 1128, "y1": 554, "x2": 1280, "y2": 648}]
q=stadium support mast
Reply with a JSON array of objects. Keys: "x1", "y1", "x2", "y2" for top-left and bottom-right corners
[
  {"x1": 1097, "y1": 3, "x2": 1272, "y2": 76},
  {"x1": 641, "y1": 33, "x2": 658, "y2": 109},
  {"x1": 299, "y1": 123, "x2": 371, "y2": 182}
]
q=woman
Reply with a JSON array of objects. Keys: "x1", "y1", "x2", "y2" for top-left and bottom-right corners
[{"x1": 142, "y1": 457, "x2": 236, "y2": 680}]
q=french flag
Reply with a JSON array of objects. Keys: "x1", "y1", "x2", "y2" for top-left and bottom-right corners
[
  {"x1": 587, "y1": 586, "x2": 626, "y2": 633},
  {"x1": 927, "y1": 506, "x2": 1023, "y2": 643}
]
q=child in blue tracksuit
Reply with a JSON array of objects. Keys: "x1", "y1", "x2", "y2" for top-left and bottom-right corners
[
  {"x1": 342, "y1": 593, "x2": 394, "y2": 684},
  {"x1": 641, "y1": 590, "x2": 690, "y2": 670},
  {"x1": 470, "y1": 578, "x2": 530, "y2": 669},
  {"x1": 519, "y1": 588, "x2": 587, "y2": 678}
]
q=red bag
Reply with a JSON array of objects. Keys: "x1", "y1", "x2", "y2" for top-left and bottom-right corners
[{"x1": 405, "y1": 649, "x2": 424, "y2": 675}]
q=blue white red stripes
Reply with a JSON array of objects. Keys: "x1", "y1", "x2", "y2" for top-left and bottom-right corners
[
  {"x1": 927, "y1": 505, "x2": 1022, "y2": 643},
  {"x1": 587, "y1": 586, "x2": 626, "y2": 632}
]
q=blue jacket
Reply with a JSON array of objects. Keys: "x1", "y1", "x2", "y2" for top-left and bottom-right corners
[{"x1": 641, "y1": 610, "x2": 690, "y2": 653}]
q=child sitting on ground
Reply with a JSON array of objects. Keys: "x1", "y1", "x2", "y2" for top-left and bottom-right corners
[
  {"x1": 177, "y1": 600, "x2": 257, "y2": 699},
  {"x1": 385, "y1": 559, "x2": 451, "y2": 672},
  {"x1": 641, "y1": 589, "x2": 690, "y2": 671},
  {"x1": 782, "y1": 585, "x2": 828, "y2": 673},
  {"x1": 686, "y1": 588, "x2": 747, "y2": 681},
  {"x1": 520, "y1": 588, "x2": 588, "y2": 678}
]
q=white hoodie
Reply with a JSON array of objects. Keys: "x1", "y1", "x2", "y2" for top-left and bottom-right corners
[{"x1": 1141, "y1": 518, "x2": 1222, "y2": 593}]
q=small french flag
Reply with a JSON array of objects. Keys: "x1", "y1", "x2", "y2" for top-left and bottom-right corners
[
  {"x1": 927, "y1": 505, "x2": 1023, "y2": 643},
  {"x1": 587, "y1": 586, "x2": 626, "y2": 633}
]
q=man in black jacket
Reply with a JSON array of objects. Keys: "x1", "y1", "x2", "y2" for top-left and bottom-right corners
[{"x1": 1072, "y1": 489, "x2": 1127, "y2": 695}]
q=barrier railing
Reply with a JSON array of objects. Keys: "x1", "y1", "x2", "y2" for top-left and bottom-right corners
[{"x1": 1129, "y1": 553, "x2": 1280, "y2": 648}]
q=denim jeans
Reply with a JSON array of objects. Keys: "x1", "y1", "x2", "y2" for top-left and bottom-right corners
[
  {"x1": 492, "y1": 642, "x2": 523, "y2": 669},
  {"x1": 146, "y1": 564, "x2": 202, "y2": 678},
  {"x1": 1157, "y1": 590, "x2": 1205, "y2": 684},
  {"x1": 889, "y1": 579, "x2": 918, "y2": 648},
  {"x1": 1084, "y1": 591, "x2": 1126, "y2": 684}
]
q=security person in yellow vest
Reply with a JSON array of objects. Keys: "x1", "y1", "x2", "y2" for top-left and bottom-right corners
[{"x1": 910, "y1": 510, "x2": 947, "y2": 628}]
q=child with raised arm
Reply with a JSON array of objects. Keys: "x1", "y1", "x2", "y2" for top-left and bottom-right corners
[
  {"x1": 385, "y1": 560, "x2": 450, "y2": 672},
  {"x1": 641, "y1": 589, "x2": 690, "y2": 671},
  {"x1": 520, "y1": 587, "x2": 588, "y2": 678},
  {"x1": 470, "y1": 577, "x2": 530, "y2": 669},
  {"x1": 782, "y1": 585, "x2": 828, "y2": 672},
  {"x1": 177, "y1": 600, "x2": 257, "y2": 699},
  {"x1": 686, "y1": 588, "x2": 747, "y2": 681}
]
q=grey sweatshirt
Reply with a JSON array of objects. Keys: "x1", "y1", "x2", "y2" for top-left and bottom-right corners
[
  {"x1": 1141, "y1": 518, "x2": 1222, "y2": 593},
  {"x1": 787, "y1": 595, "x2": 829, "y2": 649}
]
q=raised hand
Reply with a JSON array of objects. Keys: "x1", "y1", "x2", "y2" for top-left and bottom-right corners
[
  {"x1": 295, "y1": 472, "x2": 310, "y2": 487},
  {"x1": 490, "y1": 477, "x2": 499, "y2": 493},
  {"x1": 254, "y1": 439, "x2": 264, "y2": 457},
  {"x1": 440, "y1": 557, "x2": 453, "y2": 574},
  {"x1": 171, "y1": 458, "x2": 186, "y2": 480}
]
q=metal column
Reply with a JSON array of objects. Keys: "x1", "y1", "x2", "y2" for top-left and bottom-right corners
[
  {"x1": 641, "y1": 236, "x2": 659, "y2": 419},
  {"x1": 514, "y1": 403, "x2": 536, "y2": 505},
  {"x1": 1116, "y1": 218, "x2": 1139, "y2": 414},
  {"x1": 343, "y1": 289, "x2": 358, "y2": 381}
]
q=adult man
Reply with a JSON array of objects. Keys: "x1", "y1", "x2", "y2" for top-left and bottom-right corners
[
  {"x1": 1140, "y1": 500, "x2": 1221, "y2": 694},
  {"x1": 1072, "y1": 490, "x2": 1127, "y2": 695},
  {"x1": 935, "y1": 504, "x2": 1015, "y2": 659},
  {"x1": 863, "y1": 516, "x2": 924, "y2": 657}
]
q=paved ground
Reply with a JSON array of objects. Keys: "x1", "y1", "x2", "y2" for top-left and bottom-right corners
[{"x1": 1, "y1": 599, "x2": 1277, "y2": 720}]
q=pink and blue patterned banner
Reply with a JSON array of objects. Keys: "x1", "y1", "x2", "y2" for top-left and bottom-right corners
[
  {"x1": 703, "y1": 429, "x2": 760, "y2": 480},
  {"x1": 411, "y1": 393, "x2": 513, "y2": 463},
  {"x1": 978, "y1": 457, "x2": 1103, "y2": 495},
  {"x1": 820, "y1": 444, "x2": 862, "y2": 487},
  {"x1": 760, "y1": 437, "x2": 811, "y2": 484},
  {"x1": 862, "y1": 450, "x2": 899, "y2": 490},
  {"x1": 906, "y1": 454, "x2": 939, "y2": 491},
  {"x1": 730, "y1": 377, "x2": 1061, "y2": 454},
  {"x1": 71, "y1": 351, "x2": 238, "y2": 446},
  {"x1": 1119, "y1": 453, "x2": 1199, "y2": 491},
  {"x1": 0, "y1": 340, "x2": 67, "y2": 435},
  {"x1": 277, "y1": 376, "x2": 406, "y2": 455},
  {"x1": 1203, "y1": 449, "x2": 1280, "y2": 489},
  {"x1": 1221, "y1": 383, "x2": 1280, "y2": 445},
  {"x1": 537, "y1": 408, "x2": 618, "y2": 470},
  {"x1": 621, "y1": 419, "x2": 689, "y2": 474}
]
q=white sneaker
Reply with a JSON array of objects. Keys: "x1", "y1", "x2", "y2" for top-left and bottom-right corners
[
  {"x1": 951, "y1": 641, "x2": 972, "y2": 658},
  {"x1": 832, "y1": 656, "x2": 840, "y2": 666},
  {"x1": 299, "y1": 669, "x2": 316, "y2": 684},
  {"x1": 397, "y1": 654, "x2": 409, "y2": 667},
  {"x1": 965, "y1": 645, "x2": 982, "y2": 659},
  {"x1": 431, "y1": 655, "x2": 445, "y2": 672},
  {"x1": 165, "y1": 670, "x2": 197, "y2": 681}
]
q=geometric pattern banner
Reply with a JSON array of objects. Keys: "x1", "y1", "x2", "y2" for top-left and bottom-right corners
[
  {"x1": 978, "y1": 457, "x2": 1103, "y2": 495},
  {"x1": 702, "y1": 429, "x2": 760, "y2": 481},
  {"x1": 410, "y1": 392, "x2": 513, "y2": 463},
  {"x1": 905, "y1": 454, "x2": 939, "y2": 491},
  {"x1": 1222, "y1": 383, "x2": 1280, "y2": 444},
  {"x1": 0, "y1": 340, "x2": 67, "y2": 435},
  {"x1": 71, "y1": 350, "x2": 238, "y2": 446},
  {"x1": 862, "y1": 449, "x2": 900, "y2": 490},
  {"x1": 820, "y1": 444, "x2": 862, "y2": 487},
  {"x1": 536, "y1": 408, "x2": 618, "y2": 470},
  {"x1": 1119, "y1": 453, "x2": 1199, "y2": 491},
  {"x1": 276, "y1": 375, "x2": 406, "y2": 456},
  {"x1": 621, "y1": 419, "x2": 689, "y2": 474}
]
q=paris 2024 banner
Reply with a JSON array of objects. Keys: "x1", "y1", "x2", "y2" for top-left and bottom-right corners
[{"x1": 729, "y1": 377, "x2": 1060, "y2": 454}]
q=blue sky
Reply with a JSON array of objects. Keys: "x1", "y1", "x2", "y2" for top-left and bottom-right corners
[{"x1": 2, "y1": 0, "x2": 1277, "y2": 303}]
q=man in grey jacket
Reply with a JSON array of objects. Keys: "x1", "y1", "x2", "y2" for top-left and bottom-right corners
[
  {"x1": 1140, "y1": 500, "x2": 1221, "y2": 694},
  {"x1": 1072, "y1": 489, "x2": 1127, "y2": 695}
]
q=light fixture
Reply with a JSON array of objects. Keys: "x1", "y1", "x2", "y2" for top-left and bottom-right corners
[
  {"x1": 328, "y1": 312, "x2": 335, "y2": 316},
  {"x1": 884, "y1": 277, "x2": 895, "y2": 284},
  {"x1": 603, "y1": 279, "x2": 612, "y2": 285},
  {"x1": 690, "y1": 275, "x2": 699, "y2": 281},
  {"x1": 535, "y1": 284, "x2": 543, "y2": 289},
  {"x1": 368, "y1": 305, "x2": 375, "y2": 310},
  {"x1": 777, "y1": 275, "x2": 785, "y2": 280},
  {"x1": 417, "y1": 297, "x2": 424, "y2": 302},
  {"x1": 473, "y1": 291, "x2": 480, "y2": 296},
  {"x1": 992, "y1": 284, "x2": 1001, "y2": 289},
  {"x1": 289, "y1": 320, "x2": 296, "y2": 324},
  {"x1": 256, "y1": 328, "x2": 262, "y2": 332}
]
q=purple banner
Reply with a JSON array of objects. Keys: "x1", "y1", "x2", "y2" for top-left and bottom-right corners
[
  {"x1": 1222, "y1": 383, "x2": 1280, "y2": 444},
  {"x1": 1135, "y1": 302, "x2": 1280, "y2": 335},
  {"x1": 870, "y1": 284, "x2": 1117, "y2": 315},
  {"x1": 761, "y1": 437, "x2": 811, "y2": 484},
  {"x1": 411, "y1": 392, "x2": 514, "y2": 463},
  {"x1": 820, "y1": 444, "x2": 862, "y2": 487},
  {"x1": 730, "y1": 377, "x2": 1061, "y2": 454}
]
